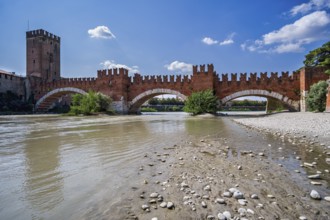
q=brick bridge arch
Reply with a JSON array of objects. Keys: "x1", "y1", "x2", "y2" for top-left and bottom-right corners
[
  {"x1": 221, "y1": 89, "x2": 300, "y2": 111},
  {"x1": 35, "y1": 87, "x2": 87, "y2": 111},
  {"x1": 129, "y1": 88, "x2": 187, "y2": 113}
]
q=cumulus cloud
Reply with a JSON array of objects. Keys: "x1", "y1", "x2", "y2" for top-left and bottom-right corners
[
  {"x1": 290, "y1": 0, "x2": 330, "y2": 16},
  {"x1": 202, "y1": 37, "x2": 218, "y2": 45},
  {"x1": 164, "y1": 61, "x2": 193, "y2": 73},
  {"x1": 100, "y1": 60, "x2": 139, "y2": 73},
  {"x1": 241, "y1": 11, "x2": 330, "y2": 53},
  {"x1": 219, "y1": 33, "x2": 236, "y2": 46},
  {"x1": 88, "y1": 26, "x2": 116, "y2": 39}
]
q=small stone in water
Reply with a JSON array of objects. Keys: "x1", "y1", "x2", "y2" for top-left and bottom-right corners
[
  {"x1": 201, "y1": 201, "x2": 207, "y2": 208},
  {"x1": 204, "y1": 185, "x2": 211, "y2": 191},
  {"x1": 258, "y1": 152, "x2": 265, "y2": 156},
  {"x1": 299, "y1": 216, "x2": 307, "y2": 220},
  {"x1": 324, "y1": 196, "x2": 330, "y2": 202},
  {"x1": 311, "y1": 181, "x2": 322, "y2": 185},
  {"x1": 159, "y1": 202, "x2": 167, "y2": 208},
  {"x1": 238, "y1": 165, "x2": 242, "y2": 170}
]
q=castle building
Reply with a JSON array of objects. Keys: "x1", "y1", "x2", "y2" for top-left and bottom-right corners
[{"x1": 26, "y1": 29, "x2": 61, "y2": 82}]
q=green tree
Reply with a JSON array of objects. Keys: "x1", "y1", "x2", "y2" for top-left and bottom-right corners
[
  {"x1": 306, "y1": 81, "x2": 328, "y2": 112},
  {"x1": 304, "y1": 41, "x2": 330, "y2": 75},
  {"x1": 183, "y1": 90, "x2": 218, "y2": 115},
  {"x1": 69, "y1": 91, "x2": 112, "y2": 115}
]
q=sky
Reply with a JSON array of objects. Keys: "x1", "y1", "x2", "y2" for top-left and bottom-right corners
[{"x1": 0, "y1": 0, "x2": 329, "y2": 78}]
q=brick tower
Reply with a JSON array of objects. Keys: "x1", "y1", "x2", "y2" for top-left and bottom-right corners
[{"x1": 26, "y1": 29, "x2": 61, "y2": 82}]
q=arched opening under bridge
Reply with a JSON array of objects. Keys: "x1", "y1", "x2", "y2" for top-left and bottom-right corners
[
  {"x1": 129, "y1": 88, "x2": 187, "y2": 114},
  {"x1": 221, "y1": 90, "x2": 299, "y2": 112},
  {"x1": 35, "y1": 87, "x2": 87, "y2": 112}
]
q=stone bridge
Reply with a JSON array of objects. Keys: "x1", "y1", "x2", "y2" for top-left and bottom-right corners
[{"x1": 31, "y1": 64, "x2": 329, "y2": 113}]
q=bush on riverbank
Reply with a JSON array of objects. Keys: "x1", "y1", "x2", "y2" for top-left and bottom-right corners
[
  {"x1": 68, "y1": 91, "x2": 113, "y2": 115},
  {"x1": 0, "y1": 91, "x2": 33, "y2": 113},
  {"x1": 306, "y1": 80, "x2": 327, "y2": 112},
  {"x1": 183, "y1": 90, "x2": 217, "y2": 115}
]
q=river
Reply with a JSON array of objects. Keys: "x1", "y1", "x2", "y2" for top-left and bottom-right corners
[{"x1": 0, "y1": 113, "x2": 328, "y2": 219}]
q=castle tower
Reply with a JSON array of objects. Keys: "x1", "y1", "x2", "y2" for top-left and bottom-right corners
[{"x1": 26, "y1": 29, "x2": 61, "y2": 82}]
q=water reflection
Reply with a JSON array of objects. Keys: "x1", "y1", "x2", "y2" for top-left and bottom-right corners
[{"x1": 24, "y1": 130, "x2": 63, "y2": 214}]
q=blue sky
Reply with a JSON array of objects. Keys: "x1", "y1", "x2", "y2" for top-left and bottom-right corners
[{"x1": 0, "y1": 0, "x2": 329, "y2": 78}]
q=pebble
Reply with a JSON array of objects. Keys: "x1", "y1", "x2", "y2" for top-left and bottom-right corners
[
  {"x1": 251, "y1": 194, "x2": 259, "y2": 199},
  {"x1": 229, "y1": 188, "x2": 238, "y2": 193},
  {"x1": 238, "y1": 199, "x2": 247, "y2": 206},
  {"x1": 142, "y1": 204, "x2": 149, "y2": 210},
  {"x1": 223, "y1": 211, "x2": 232, "y2": 219},
  {"x1": 223, "y1": 191, "x2": 232, "y2": 198},
  {"x1": 247, "y1": 209, "x2": 255, "y2": 214},
  {"x1": 150, "y1": 192, "x2": 159, "y2": 198},
  {"x1": 238, "y1": 165, "x2": 242, "y2": 170},
  {"x1": 181, "y1": 182, "x2": 189, "y2": 188},
  {"x1": 233, "y1": 191, "x2": 244, "y2": 199},
  {"x1": 308, "y1": 174, "x2": 321, "y2": 179},
  {"x1": 324, "y1": 196, "x2": 330, "y2": 202},
  {"x1": 215, "y1": 198, "x2": 226, "y2": 204},
  {"x1": 167, "y1": 202, "x2": 174, "y2": 209},
  {"x1": 204, "y1": 185, "x2": 211, "y2": 191},
  {"x1": 310, "y1": 190, "x2": 321, "y2": 200},
  {"x1": 238, "y1": 208, "x2": 246, "y2": 216},
  {"x1": 159, "y1": 202, "x2": 167, "y2": 208},
  {"x1": 201, "y1": 201, "x2": 207, "y2": 208},
  {"x1": 311, "y1": 181, "x2": 322, "y2": 185},
  {"x1": 299, "y1": 216, "x2": 307, "y2": 220},
  {"x1": 258, "y1": 152, "x2": 265, "y2": 156},
  {"x1": 267, "y1": 194, "x2": 275, "y2": 199},
  {"x1": 207, "y1": 215, "x2": 215, "y2": 220},
  {"x1": 217, "y1": 213, "x2": 226, "y2": 220}
]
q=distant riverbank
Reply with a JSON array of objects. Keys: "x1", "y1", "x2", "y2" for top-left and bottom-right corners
[{"x1": 233, "y1": 112, "x2": 330, "y2": 147}]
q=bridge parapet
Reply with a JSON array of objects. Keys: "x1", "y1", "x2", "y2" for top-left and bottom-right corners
[{"x1": 131, "y1": 73, "x2": 191, "y2": 84}]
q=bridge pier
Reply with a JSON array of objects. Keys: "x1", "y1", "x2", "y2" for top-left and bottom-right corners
[{"x1": 112, "y1": 100, "x2": 129, "y2": 114}]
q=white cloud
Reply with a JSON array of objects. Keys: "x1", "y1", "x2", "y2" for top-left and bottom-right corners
[
  {"x1": 242, "y1": 11, "x2": 330, "y2": 53},
  {"x1": 219, "y1": 32, "x2": 236, "y2": 46},
  {"x1": 88, "y1": 26, "x2": 116, "y2": 39},
  {"x1": 290, "y1": 0, "x2": 330, "y2": 16},
  {"x1": 100, "y1": 60, "x2": 139, "y2": 74},
  {"x1": 202, "y1": 37, "x2": 218, "y2": 45},
  {"x1": 164, "y1": 61, "x2": 193, "y2": 73}
]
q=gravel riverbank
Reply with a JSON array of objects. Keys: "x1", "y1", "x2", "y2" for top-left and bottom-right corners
[
  {"x1": 84, "y1": 114, "x2": 330, "y2": 220},
  {"x1": 233, "y1": 112, "x2": 330, "y2": 147}
]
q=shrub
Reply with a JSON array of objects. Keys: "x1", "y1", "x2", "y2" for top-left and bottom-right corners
[
  {"x1": 183, "y1": 90, "x2": 218, "y2": 115},
  {"x1": 306, "y1": 81, "x2": 328, "y2": 112},
  {"x1": 69, "y1": 91, "x2": 112, "y2": 115}
]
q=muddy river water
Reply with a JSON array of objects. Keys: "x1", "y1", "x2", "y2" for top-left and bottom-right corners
[{"x1": 0, "y1": 113, "x2": 328, "y2": 219}]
